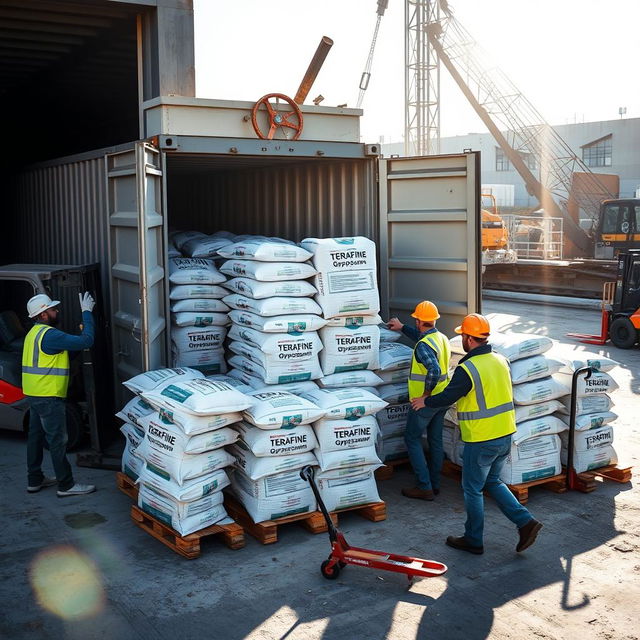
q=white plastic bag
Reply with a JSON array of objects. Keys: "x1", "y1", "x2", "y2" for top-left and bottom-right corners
[
  {"x1": 170, "y1": 284, "x2": 228, "y2": 300},
  {"x1": 559, "y1": 394, "x2": 614, "y2": 416},
  {"x1": 314, "y1": 445, "x2": 381, "y2": 472},
  {"x1": 509, "y1": 355, "x2": 564, "y2": 384},
  {"x1": 224, "y1": 277, "x2": 317, "y2": 299},
  {"x1": 220, "y1": 259, "x2": 317, "y2": 281},
  {"x1": 324, "y1": 314, "x2": 383, "y2": 327},
  {"x1": 230, "y1": 468, "x2": 316, "y2": 522},
  {"x1": 171, "y1": 298, "x2": 229, "y2": 313},
  {"x1": 512, "y1": 376, "x2": 570, "y2": 406},
  {"x1": 223, "y1": 293, "x2": 322, "y2": 317},
  {"x1": 242, "y1": 390, "x2": 325, "y2": 428},
  {"x1": 512, "y1": 415, "x2": 567, "y2": 444},
  {"x1": 489, "y1": 332, "x2": 554, "y2": 362},
  {"x1": 233, "y1": 421, "x2": 318, "y2": 457},
  {"x1": 228, "y1": 443, "x2": 317, "y2": 480},
  {"x1": 301, "y1": 388, "x2": 388, "y2": 419},
  {"x1": 319, "y1": 325, "x2": 380, "y2": 375},
  {"x1": 168, "y1": 258, "x2": 226, "y2": 285},
  {"x1": 499, "y1": 434, "x2": 561, "y2": 484},
  {"x1": 301, "y1": 236, "x2": 380, "y2": 318},
  {"x1": 228, "y1": 309, "x2": 326, "y2": 334},
  {"x1": 142, "y1": 378, "x2": 253, "y2": 416},
  {"x1": 218, "y1": 238, "x2": 313, "y2": 262},
  {"x1": 554, "y1": 371, "x2": 619, "y2": 397},
  {"x1": 377, "y1": 368, "x2": 410, "y2": 384},
  {"x1": 116, "y1": 397, "x2": 154, "y2": 426},
  {"x1": 228, "y1": 353, "x2": 323, "y2": 386},
  {"x1": 378, "y1": 343, "x2": 414, "y2": 372},
  {"x1": 312, "y1": 415, "x2": 379, "y2": 452},
  {"x1": 182, "y1": 235, "x2": 233, "y2": 258},
  {"x1": 172, "y1": 312, "x2": 229, "y2": 327},
  {"x1": 377, "y1": 383, "x2": 409, "y2": 404},
  {"x1": 139, "y1": 465, "x2": 230, "y2": 502},
  {"x1": 138, "y1": 412, "x2": 238, "y2": 455},
  {"x1": 514, "y1": 399, "x2": 564, "y2": 423},
  {"x1": 137, "y1": 484, "x2": 228, "y2": 536},
  {"x1": 318, "y1": 370, "x2": 383, "y2": 388},
  {"x1": 376, "y1": 403, "x2": 410, "y2": 439},
  {"x1": 315, "y1": 465, "x2": 381, "y2": 510},
  {"x1": 123, "y1": 367, "x2": 204, "y2": 395},
  {"x1": 558, "y1": 411, "x2": 618, "y2": 431}
]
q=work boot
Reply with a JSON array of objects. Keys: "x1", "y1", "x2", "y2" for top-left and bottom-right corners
[
  {"x1": 446, "y1": 536, "x2": 484, "y2": 555},
  {"x1": 27, "y1": 476, "x2": 57, "y2": 493},
  {"x1": 401, "y1": 487, "x2": 435, "y2": 501},
  {"x1": 57, "y1": 483, "x2": 96, "y2": 498},
  {"x1": 516, "y1": 519, "x2": 543, "y2": 552}
]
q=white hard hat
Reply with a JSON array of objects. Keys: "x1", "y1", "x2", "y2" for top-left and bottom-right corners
[{"x1": 27, "y1": 294, "x2": 60, "y2": 319}]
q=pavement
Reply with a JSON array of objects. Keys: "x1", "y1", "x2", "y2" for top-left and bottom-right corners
[{"x1": 1, "y1": 298, "x2": 639, "y2": 640}]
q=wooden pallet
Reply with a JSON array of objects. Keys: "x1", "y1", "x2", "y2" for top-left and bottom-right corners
[
  {"x1": 375, "y1": 457, "x2": 411, "y2": 481},
  {"x1": 130, "y1": 504, "x2": 245, "y2": 558},
  {"x1": 333, "y1": 501, "x2": 387, "y2": 523},
  {"x1": 224, "y1": 494, "x2": 337, "y2": 545},
  {"x1": 441, "y1": 460, "x2": 566, "y2": 505},
  {"x1": 566, "y1": 463, "x2": 633, "y2": 494},
  {"x1": 116, "y1": 471, "x2": 138, "y2": 500}
]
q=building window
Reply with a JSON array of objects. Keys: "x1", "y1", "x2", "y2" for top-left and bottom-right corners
[
  {"x1": 496, "y1": 148, "x2": 510, "y2": 171},
  {"x1": 582, "y1": 136, "x2": 612, "y2": 167},
  {"x1": 520, "y1": 152, "x2": 537, "y2": 171}
]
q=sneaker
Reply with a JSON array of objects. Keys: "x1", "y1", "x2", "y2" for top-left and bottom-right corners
[
  {"x1": 516, "y1": 519, "x2": 543, "y2": 552},
  {"x1": 401, "y1": 487, "x2": 435, "y2": 501},
  {"x1": 57, "y1": 483, "x2": 96, "y2": 497},
  {"x1": 446, "y1": 535, "x2": 484, "y2": 555},
  {"x1": 27, "y1": 476, "x2": 57, "y2": 493}
]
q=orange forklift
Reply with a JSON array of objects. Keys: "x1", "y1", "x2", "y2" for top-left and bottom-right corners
[{"x1": 568, "y1": 249, "x2": 640, "y2": 349}]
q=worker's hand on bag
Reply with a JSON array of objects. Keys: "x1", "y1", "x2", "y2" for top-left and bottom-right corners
[
  {"x1": 387, "y1": 317, "x2": 403, "y2": 332},
  {"x1": 79, "y1": 291, "x2": 96, "y2": 313}
]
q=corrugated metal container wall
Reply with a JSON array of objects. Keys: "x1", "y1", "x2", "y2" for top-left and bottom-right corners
[
  {"x1": 14, "y1": 155, "x2": 110, "y2": 295},
  {"x1": 165, "y1": 157, "x2": 378, "y2": 242}
]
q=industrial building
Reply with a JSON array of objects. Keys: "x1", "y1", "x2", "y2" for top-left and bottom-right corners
[{"x1": 382, "y1": 116, "x2": 640, "y2": 209}]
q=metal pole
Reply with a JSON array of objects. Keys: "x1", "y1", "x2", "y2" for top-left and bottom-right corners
[
  {"x1": 294, "y1": 36, "x2": 334, "y2": 105},
  {"x1": 566, "y1": 366, "x2": 593, "y2": 489}
]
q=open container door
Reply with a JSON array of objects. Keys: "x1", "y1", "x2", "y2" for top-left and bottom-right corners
[
  {"x1": 107, "y1": 142, "x2": 167, "y2": 408},
  {"x1": 378, "y1": 152, "x2": 481, "y2": 337}
]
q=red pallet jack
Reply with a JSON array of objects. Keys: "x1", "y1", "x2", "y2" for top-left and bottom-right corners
[{"x1": 300, "y1": 466, "x2": 448, "y2": 583}]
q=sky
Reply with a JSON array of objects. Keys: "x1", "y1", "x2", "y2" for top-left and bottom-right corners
[{"x1": 192, "y1": 0, "x2": 640, "y2": 144}]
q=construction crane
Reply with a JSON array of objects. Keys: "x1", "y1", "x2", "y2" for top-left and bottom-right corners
[
  {"x1": 411, "y1": 1, "x2": 615, "y2": 256},
  {"x1": 356, "y1": 1, "x2": 389, "y2": 109}
]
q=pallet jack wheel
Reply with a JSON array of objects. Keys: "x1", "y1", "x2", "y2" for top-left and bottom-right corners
[
  {"x1": 321, "y1": 560, "x2": 341, "y2": 580},
  {"x1": 609, "y1": 316, "x2": 638, "y2": 349}
]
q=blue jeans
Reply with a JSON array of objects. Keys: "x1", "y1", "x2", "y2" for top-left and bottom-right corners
[
  {"x1": 404, "y1": 406, "x2": 446, "y2": 491},
  {"x1": 27, "y1": 397, "x2": 74, "y2": 491},
  {"x1": 461, "y1": 434, "x2": 533, "y2": 546}
]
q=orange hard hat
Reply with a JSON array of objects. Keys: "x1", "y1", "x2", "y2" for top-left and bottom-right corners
[
  {"x1": 455, "y1": 313, "x2": 491, "y2": 339},
  {"x1": 411, "y1": 300, "x2": 440, "y2": 322}
]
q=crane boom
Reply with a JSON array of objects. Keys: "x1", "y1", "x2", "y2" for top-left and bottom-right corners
[{"x1": 426, "y1": 7, "x2": 615, "y2": 256}]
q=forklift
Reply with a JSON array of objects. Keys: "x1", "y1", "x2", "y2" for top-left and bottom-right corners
[{"x1": 568, "y1": 249, "x2": 640, "y2": 349}]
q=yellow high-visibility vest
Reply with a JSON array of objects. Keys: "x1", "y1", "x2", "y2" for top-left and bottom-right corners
[
  {"x1": 408, "y1": 330, "x2": 451, "y2": 399},
  {"x1": 457, "y1": 351, "x2": 516, "y2": 442},
  {"x1": 22, "y1": 324, "x2": 70, "y2": 398}
]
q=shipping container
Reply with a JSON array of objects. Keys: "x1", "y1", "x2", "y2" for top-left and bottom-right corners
[{"x1": 11, "y1": 99, "x2": 481, "y2": 412}]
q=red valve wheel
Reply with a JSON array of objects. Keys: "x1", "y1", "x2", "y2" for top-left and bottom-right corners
[{"x1": 251, "y1": 93, "x2": 304, "y2": 141}]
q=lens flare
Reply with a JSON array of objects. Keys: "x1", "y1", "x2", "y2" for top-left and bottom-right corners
[{"x1": 30, "y1": 545, "x2": 104, "y2": 620}]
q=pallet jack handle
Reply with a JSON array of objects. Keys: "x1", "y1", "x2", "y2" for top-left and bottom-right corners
[
  {"x1": 566, "y1": 366, "x2": 593, "y2": 490},
  {"x1": 300, "y1": 465, "x2": 339, "y2": 542}
]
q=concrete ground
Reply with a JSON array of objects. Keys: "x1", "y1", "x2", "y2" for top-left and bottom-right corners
[{"x1": 1, "y1": 299, "x2": 639, "y2": 640}]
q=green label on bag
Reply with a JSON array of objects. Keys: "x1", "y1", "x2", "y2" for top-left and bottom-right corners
[{"x1": 160, "y1": 384, "x2": 192, "y2": 404}]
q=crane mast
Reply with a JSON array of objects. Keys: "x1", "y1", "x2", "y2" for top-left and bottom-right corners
[
  {"x1": 404, "y1": 0, "x2": 441, "y2": 156},
  {"x1": 417, "y1": 3, "x2": 614, "y2": 255}
]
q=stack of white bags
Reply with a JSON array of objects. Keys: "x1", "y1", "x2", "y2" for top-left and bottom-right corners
[
  {"x1": 446, "y1": 332, "x2": 570, "y2": 484},
  {"x1": 221, "y1": 237, "x2": 325, "y2": 389},
  {"x1": 301, "y1": 388, "x2": 387, "y2": 511},
  {"x1": 116, "y1": 368, "x2": 251, "y2": 535},
  {"x1": 445, "y1": 331, "x2": 621, "y2": 482},
  {"x1": 168, "y1": 230, "x2": 234, "y2": 374},
  {"x1": 555, "y1": 356, "x2": 619, "y2": 472}
]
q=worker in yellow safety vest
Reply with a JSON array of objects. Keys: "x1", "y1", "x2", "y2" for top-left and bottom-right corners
[
  {"x1": 387, "y1": 300, "x2": 451, "y2": 501},
  {"x1": 23, "y1": 292, "x2": 97, "y2": 497},
  {"x1": 417, "y1": 313, "x2": 543, "y2": 554}
]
